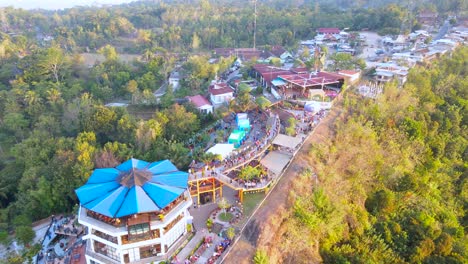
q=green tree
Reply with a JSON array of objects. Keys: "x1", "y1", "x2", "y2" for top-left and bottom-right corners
[
  {"x1": 255, "y1": 96, "x2": 270, "y2": 111},
  {"x1": 239, "y1": 166, "x2": 262, "y2": 181},
  {"x1": 192, "y1": 32, "x2": 201, "y2": 51},
  {"x1": 37, "y1": 46, "x2": 68, "y2": 83},
  {"x1": 226, "y1": 227, "x2": 235, "y2": 240},
  {"x1": 98, "y1": 44, "x2": 118, "y2": 62},
  {"x1": 217, "y1": 197, "x2": 230, "y2": 218},
  {"x1": 135, "y1": 120, "x2": 163, "y2": 152},
  {"x1": 73, "y1": 132, "x2": 97, "y2": 181},
  {"x1": 15, "y1": 225, "x2": 35, "y2": 246},
  {"x1": 365, "y1": 189, "x2": 395, "y2": 215}
]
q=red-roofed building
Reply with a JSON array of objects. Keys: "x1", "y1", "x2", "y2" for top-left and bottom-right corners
[
  {"x1": 187, "y1": 95, "x2": 213, "y2": 114},
  {"x1": 214, "y1": 48, "x2": 262, "y2": 62},
  {"x1": 252, "y1": 64, "x2": 344, "y2": 99},
  {"x1": 317, "y1": 28, "x2": 341, "y2": 35},
  {"x1": 252, "y1": 64, "x2": 293, "y2": 87},
  {"x1": 337, "y1": 70, "x2": 361, "y2": 84},
  {"x1": 418, "y1": 11, "x2": 438, "y2": 25},
  {"x1": 209, "y1": 82, "x2": 234, "y2": 106}
]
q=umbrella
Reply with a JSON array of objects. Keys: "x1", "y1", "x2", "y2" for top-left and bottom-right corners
[{"x1": 75, "y1": 158, "x2": 188, "y2": 218}]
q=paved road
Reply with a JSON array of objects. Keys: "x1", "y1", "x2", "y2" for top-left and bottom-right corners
[
  {"x1": 435, "y1": 20, "x2": 450, "y2": 40},
  {"x1": 154, "y1": 82, "x2": 168, "y2": 97}
]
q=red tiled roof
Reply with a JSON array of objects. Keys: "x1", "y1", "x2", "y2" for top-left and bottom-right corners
[
  {"x1": 290, "y1": 67, "x2": 309, "y2": 73},
  {"x1": 317, "y1": 28, "x2": 341, "y2": 34},
  {"x1": 209, "y1": 82, "x2": 234, "y2": 95},
  {"x1": 253, "y1": 64, "x2": 293, "y2": 84},
  {"x1": 188, "y1": 95, "x2": 212, "y2": 108},
  {"x1": 253, "y1": 64, "x2": 344, "y2": 87},
  {"x1": 338, "y1": 70, "x2": 360, "y2": 76},
  {"x1": 418, "y1": 11, "x2": 438, "y2": 18},
  {"x1": 214, "y1": 48, "x2": 262, "y2": 61},
  {"x1": 270, "y1": 45, "x2": 287, "y2": 57},
  {"x1": 278, "y1": 72, "x2": 343, "y2": 88}
]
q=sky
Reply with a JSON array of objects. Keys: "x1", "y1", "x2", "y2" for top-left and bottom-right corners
[{"x1": 0, "y1": 0, "x2": 136, "y2": 10}]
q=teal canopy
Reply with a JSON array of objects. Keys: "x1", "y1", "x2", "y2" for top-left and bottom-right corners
[
  {"x1": 237, "y1": 118, "x2": 250, "y2": 131},
  {"x1": 75, "y1": 158, "x2": 188, "y2": 218},
  {"x1": 228, "y1": 130, "x2": 246, "y2": 148}
]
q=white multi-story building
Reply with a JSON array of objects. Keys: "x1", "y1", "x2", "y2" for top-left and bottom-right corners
[
  {"x1": 76, "y1": 159, "x2": 192, "y2": 264},
  {"x1": 209, "y1": 81, "x2": 234, "y2": 107},
  {"x1": 374, "y1": 62, "x2": 409, "y2": 86}
]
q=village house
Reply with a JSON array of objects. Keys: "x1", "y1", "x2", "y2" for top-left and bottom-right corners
[
  {"x1": 208, "y1": 81, "x2": 235, "y2": 106},
  {"x1": 187, "y1": 95, "x2": 214, "y2": 114},
  {"x1": 374, "y1": 62, "x2": 409, "y2": 85},
  {"x1": 269, "y1": 45, "x2": 294, "y2": 62},
  {"x1": 418, "y1": 11, "x2": 438, "y2": 25},
  {"x1": 168, "y1": 71, "x2": 181, "y2": 90},
  {"x1": 214, "y1": 46, "x2": 293, "y2": 64},
  {"x1": 337, "y1": 70, "x2": 361, "y2": 85}
]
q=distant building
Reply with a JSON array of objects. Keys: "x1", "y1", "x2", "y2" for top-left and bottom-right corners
[
  {"x1": 337, "y1": 70, "x2": 361, "y2": 85},
  {"x1": 214, "y1": 48, "x2": 261, "y2": 62},
  {"x1": 252, "y1": 64, "x2": 344, "y2": 99},
  {"x1": 187, "y1": 95, "x2": 214, "y2": 114},
  {"x1": 418, "y1": 11, "x2": 438, "y2": 25},
  {"x1": 76, "y1": 158, "x2": 192, "y2": 264},
  {"x1": 269, "y1": 45, "x2": 294, "y2": 62},
  {"x1": 168, "y1": 71, "x2": 181, "y2": 90},
  {"x1": 316, "y1": 28, "x2": 341, "y2": 35},
  {"x1": 209, "y1": 81, "x2": 234, "y2": 106},
  {"x1": 374, "y1": 62, "x2": 409, "y2": 85},
  {"x1": 213, "y1": 46, "x2": 293, "y2": 64}
]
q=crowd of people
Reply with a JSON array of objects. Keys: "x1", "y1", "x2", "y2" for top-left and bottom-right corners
[{"x1": 221, "y1": 114, "x2": 280, "y2": 172}]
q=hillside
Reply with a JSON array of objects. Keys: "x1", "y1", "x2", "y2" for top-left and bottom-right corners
[{"x1": 240, "y1": 47, "x2": 467, "y2": 263}]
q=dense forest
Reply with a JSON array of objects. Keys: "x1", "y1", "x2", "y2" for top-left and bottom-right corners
[
  {"x1": 1, "y1": 0, "x2": 466, "y2": 53},
  {"x1": 0, "y1": 0, "x2": 466, "y2": 262},
  {"x1": 255, "y1": 47, "x2": 467, "y2": 263}
]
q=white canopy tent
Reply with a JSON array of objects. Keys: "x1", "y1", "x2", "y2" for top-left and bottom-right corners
[
  {"x1": 206, "y1": 144, "x2": 235, "y2": 160},
  {"x1": 272, "y1": 134, "x2": 302, "y2": 150}
]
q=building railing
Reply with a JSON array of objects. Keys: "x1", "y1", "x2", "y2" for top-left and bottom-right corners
[
  {"x1": 163, "y1": 214, "x2": 184, "y2": 234},
  {"x1": 89, "y1": 241, "x2": 121, "y2": 264},
  {"x1": 82, "y1": 193, "x2": 188, "y2": 228},
  {"x1": 92, "y1": 229, "x2": 118, "y2": 244},
  {"x1": 121, "y1": 229, "x2": 160, "y2": 245}
]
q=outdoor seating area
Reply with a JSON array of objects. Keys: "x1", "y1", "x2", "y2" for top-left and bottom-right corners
[{"x1": 54, "y1": 215, "x2": 83, "y2": 237}]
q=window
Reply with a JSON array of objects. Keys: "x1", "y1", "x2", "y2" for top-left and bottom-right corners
[
  {"x1": 128, "y1": 223, "x2": 150, "y2": 237},
  {"x1": 93, "y1": 240, "x2": 119, "y2": 261},
  {"x1": 163, "y1": 214, "x2": 184, "y2": 234},
  {"x1": 139, "y1": 244, "x2": 161, "y2": 259}
]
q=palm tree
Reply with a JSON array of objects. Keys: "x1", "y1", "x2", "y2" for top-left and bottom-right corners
[
  {"x1": 46, "y1": 88, "x2": 62, "y2": 105},
  {"x1": 253, "y1": 250, "x2": 269, "y2": 264},
  {"x1": 226, "y1": 227, "x2": 235, "y2": 240},
  {"x1": 24, "y1": 91, "x2": 41, "y2": 106}
]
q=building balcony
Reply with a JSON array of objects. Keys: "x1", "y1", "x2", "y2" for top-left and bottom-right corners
[
  {"x1": 92, "y1": 229, "x2": 118, "y2": 244},
  {"x1": 121, "y1": 229, "x2": 160, "y2": 245},
  {"x1": 86, "y1": 242, "x2": 120, "y2": 264},
  {"x1": 79, "y1": 191, "x2": 192, "y2": 236}
]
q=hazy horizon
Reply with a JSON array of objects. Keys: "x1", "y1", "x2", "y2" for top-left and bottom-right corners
[{"x1": 0, "y1": 0, "x2": 137, "y2": 10}]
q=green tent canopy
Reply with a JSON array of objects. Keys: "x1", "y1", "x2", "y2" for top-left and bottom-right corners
[{"x1": 228, "y1": 130, "x2": 246, "y2": 148}]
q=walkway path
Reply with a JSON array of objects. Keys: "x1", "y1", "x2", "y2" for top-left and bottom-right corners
[{"x1": 176, "y1": 231, "x2": 206, "y2": 261}]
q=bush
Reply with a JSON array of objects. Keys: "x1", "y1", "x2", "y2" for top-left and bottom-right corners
[{"x1": 253, "y1": 249, "x2": 269, "y2": 264}]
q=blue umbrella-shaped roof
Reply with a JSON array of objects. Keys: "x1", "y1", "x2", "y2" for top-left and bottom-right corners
[{"x1": 75, "y1": 158, "x2": 188, "y2": 218}]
